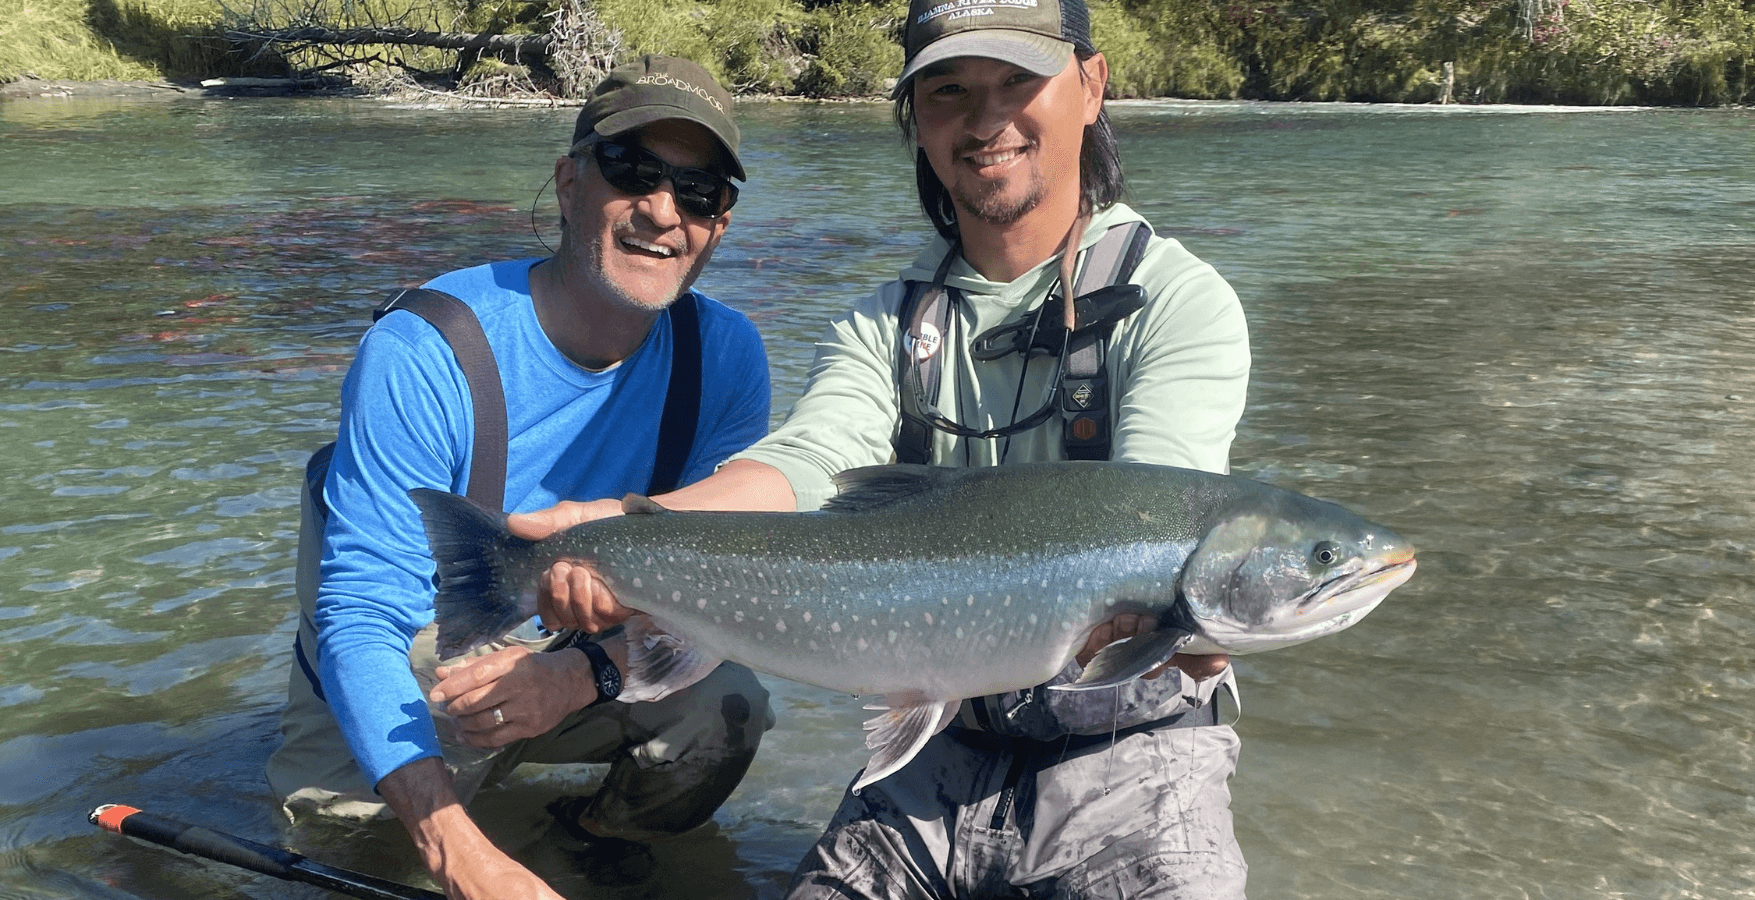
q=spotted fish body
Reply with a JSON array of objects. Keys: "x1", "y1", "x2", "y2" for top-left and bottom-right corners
[{"x1": 413, "y1": 461, "x2": 1416, "y2": 789}]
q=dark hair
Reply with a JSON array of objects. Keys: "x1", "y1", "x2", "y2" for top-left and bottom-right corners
[{"x1": 893, "y1": 52, "x2": 1125, "y2": 241}]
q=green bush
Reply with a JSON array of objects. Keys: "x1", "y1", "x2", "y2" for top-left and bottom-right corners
[
  {"x1": 0, "y1": 0, "x2": 236, "y2": 81},
  {"x1": 1099, "y1": 0, "x2": 1244, "y2": 99},
  {"x1": 594, "y1": 0, "x2": 716, "y2": 71},
  {"x1": 3, "y1": 0, "x2": 1749, "y2": 104},
  {"x1": 795, "y1": 1, "x2": 904, "y2": 97},
  {"x1": 598, "y1": 0, "x2": 810, "y2": 92},
  {"x1": 711, "y1": 0, "x2": 810, "y2": 91}
]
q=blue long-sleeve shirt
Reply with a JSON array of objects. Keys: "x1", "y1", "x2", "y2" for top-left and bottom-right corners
[{"x1": 313, "y1": 259, "x2": 770, "y2": 787}]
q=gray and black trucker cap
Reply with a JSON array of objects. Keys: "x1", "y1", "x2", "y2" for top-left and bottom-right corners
[
  {"x1": 572, "y1": 55, "x2": 745, "y2": 181},
  {"x1": 893, "y1": 0, "x2": 1095, "y2": 98}
]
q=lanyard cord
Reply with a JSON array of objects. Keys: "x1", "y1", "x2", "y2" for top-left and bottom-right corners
[
  {"x1": 913, "y1": 216, "x2": 1089, "y2": 463},
  {"x1": 903, "y1": 268, "x2": 1065, "y2": 444},
  {"x1": 998, "y1": 280, "x2": 1069, "y2": 463},
  {"x1": 1012, "y1": 212, "x2": 1087, "y2": 462}
]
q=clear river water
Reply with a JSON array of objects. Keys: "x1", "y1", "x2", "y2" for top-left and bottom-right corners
[{"x1": 1, "y1": 94, "x2": 1752, "y2": 899}]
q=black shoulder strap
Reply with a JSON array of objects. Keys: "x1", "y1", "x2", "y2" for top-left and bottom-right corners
[
  {"x1": 1060, "y1": 221, "x2": 1152, "y2": 461},
  {"x1": 895, "y1": 285, "x2": 955, "y2": 466},
  {"x1": 376, "y1": 288, "x2": 509, "y2": 512},
  {"x1": 894, "y1": 246, "x2": 960, "y2": 465},
  {"x1": 294, "y1": 287, "x2": 505, "y2": 701},
  {"x1": 303, "y1": 288, "x2": 507, "y2": 521},
  {"x1": 648, "y1": 294, "x2": 702, "y2": 495}
]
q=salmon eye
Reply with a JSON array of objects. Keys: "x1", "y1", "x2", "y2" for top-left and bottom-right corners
[{"x1": 1312, "y1": 542, "x2": 1342, "y2": 566}]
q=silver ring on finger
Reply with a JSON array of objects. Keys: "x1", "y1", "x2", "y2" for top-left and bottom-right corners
[{"x1": 492, "y1": 706, "x2": 505, "y2": 727}]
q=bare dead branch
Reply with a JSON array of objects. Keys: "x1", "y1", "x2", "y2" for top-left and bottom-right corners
[{"x1": 222, "y1": 25, "x2": 554, "y2": 64}]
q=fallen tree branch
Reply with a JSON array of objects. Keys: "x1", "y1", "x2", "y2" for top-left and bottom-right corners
[
  {"x1": 224, "y1": 26, "x2": 553, "y2": 64},
  {"x1": 384, "y1": 75, "x2": 584, "y2": 106}
]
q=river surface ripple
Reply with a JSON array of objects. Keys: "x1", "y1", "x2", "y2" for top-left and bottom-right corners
[{"x1": 1, "y1": 97, "x2": 1752, "y2": 899}]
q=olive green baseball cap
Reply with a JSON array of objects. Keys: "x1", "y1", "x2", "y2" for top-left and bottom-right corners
[
  {"x1": 893, "y1": 0, "x2": 1094, "y2": 98},
  {"x1": 572, "y1": 55, "x2": 745, "y2": 181}
]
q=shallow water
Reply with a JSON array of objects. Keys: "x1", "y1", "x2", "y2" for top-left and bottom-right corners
[{"x1": 1, "y1": 95, "x2": 1752, "y2": 899}]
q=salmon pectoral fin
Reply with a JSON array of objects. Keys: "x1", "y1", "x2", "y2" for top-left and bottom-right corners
[
  {"x1": 1053, "y1": 627, "x2": 1194, "y2": 692},
  {"x1": 854, "y1": 697, "x2": 960, "y2": 792},
  {"x1": 617, "y1": 615, "x2": 724, "y2": 703}
]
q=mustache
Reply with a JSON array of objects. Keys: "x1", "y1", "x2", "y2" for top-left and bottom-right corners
[{"x1": 614, "y1": 218, "x2": 688, "y2": 256}]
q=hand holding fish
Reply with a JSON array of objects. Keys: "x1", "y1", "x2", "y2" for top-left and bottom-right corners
[
  {"x1": 421, "y1": 462, "x2": 1416, "y2": 790},
  {"x1": 507, "y1": 498, "x2": 637, "y2": 634},
  {"x1": 1078, "y1": 613, "x2": 1231, "y2": 683},
  {"x1": 540, "y1": 560, "x2": 637, "y2": 634},
  {"x1": 506, "y1": 496, "x2": 624, "y2": 541},
  {"x1": 431, "y1": 646, "x2": 600, "y2": 748}
]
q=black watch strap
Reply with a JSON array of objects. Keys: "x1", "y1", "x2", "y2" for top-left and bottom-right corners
[{"x1": 575, "y1": 640, "x2": 622, "y2": 707}]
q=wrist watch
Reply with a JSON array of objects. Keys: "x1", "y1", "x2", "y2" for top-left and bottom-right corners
[{"x1": 574, "y1": 640, "x2": 622, "y2": 707}]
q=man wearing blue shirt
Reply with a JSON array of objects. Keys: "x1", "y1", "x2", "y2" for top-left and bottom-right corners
[{"x1": 265, "y1": 56, "x2": 773, "y2": 900}]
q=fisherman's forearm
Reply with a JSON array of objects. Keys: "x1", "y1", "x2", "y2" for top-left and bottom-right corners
[
  {"x1": 656, "y1": 458, "x2": 796, "y2": 512},
  {"x1": 379, "y1": 757, "x2": 562, "y2": 899},
  {"x1": 378, "y1": 757, "x2": 482, "y2": 868},
  {"x1": 507, "y1": 460, "x2": 795, "y2": 545}
]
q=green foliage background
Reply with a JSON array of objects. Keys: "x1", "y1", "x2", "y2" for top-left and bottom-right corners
[
  {"x1": 1, "y1": 0, "x2": 237, "y2": 80},
  {"x1": 3, "y1": 0, "x2": 1751, "y2": 104}
]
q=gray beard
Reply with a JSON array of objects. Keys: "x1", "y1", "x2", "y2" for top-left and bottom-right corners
[{"x1": 581, "y1": 222, "x2": 694, "y2": 313}]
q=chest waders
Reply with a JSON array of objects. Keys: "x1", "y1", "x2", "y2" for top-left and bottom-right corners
[
  {"x1": 291, "y1": 289, "x2": 702, "y2": 700},
  {"x1": 891, "y1": 224, "x2": 1221, "y2": 849}
]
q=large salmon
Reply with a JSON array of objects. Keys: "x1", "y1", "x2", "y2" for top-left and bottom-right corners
[{"x1": 412, "y1": 461, "x2": 1415, "y2": 789}]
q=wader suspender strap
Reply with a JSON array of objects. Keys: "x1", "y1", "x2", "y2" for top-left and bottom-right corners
[
  {"x1": 293, "y1": 288, "x2": 505, "y2": 701},
  {"x1": 293, "y1": 290, "x2": 704, "y2": 699},
  {"x1": 649, "y1": 292, "x2": 702, "y2": 495},
  {"x1": 298, "y1": 289, "x2": 508, "y2": 523},
  {"x1": 895, "y1": 246, "x2": 960, "y2": 465},
  {"x1": 380, "y1": 288, "x2": 512, "y2": 509},
  {"x1": 893, "y1": 222, "x2": 1151, "y2": 465},
  {"x1": 1060, "y1": 222, "x2": 1152, "y2": 461}
]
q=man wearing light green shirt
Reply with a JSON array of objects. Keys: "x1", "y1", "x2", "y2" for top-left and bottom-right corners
[
  {"x1": 516, "y1": 0, "x2": 1252, "y2": 894},
  {"x1": 742, "y1": 198, "x2": 1246, "y2": 510}
]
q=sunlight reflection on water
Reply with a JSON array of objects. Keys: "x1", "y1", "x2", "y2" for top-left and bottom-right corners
[{"x1": 0, "y1": 97, "x2": 1751, "y2": 899}]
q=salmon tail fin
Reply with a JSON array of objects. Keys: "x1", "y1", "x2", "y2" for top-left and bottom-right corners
[
  {"x1": 409, "y1": 488, "x2": 538, "y2": 659},
  {"x1": 854, "y1": 698, "x2": 959, "y2": 792},
  {"x1": 618, "y1": 615, "x2": 725, "y2": 703}
]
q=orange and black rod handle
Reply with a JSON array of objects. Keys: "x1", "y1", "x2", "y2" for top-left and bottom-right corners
[{"x1": 89, "y1": 804, "x2": 444, "y2": 900}]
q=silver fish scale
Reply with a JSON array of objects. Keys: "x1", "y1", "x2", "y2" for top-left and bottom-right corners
[
  {"x1": 589, "y1": 540, "x2": 1190, "y2": 699},
  {"x1": 418, "y1": 461, "x2": 1413, "y2": 791}
]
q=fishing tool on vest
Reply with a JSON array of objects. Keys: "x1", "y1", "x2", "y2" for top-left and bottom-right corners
[{"x1": 895, "y1": 219, "x2": 1152, "y2": 465}]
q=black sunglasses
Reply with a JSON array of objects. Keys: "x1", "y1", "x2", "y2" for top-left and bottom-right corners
[{"x1": 581, "y1": 140, "x2": 738, "y2": 219}]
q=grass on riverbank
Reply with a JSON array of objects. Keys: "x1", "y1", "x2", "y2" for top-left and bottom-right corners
[
  {"x1": 3, "y1": 0, "x2": 1752, "y2": 104},
  {"x1": 0, "y1": 0, "x2": 241, "y2": 82}
]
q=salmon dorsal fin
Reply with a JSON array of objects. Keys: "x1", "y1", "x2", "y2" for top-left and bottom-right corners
[
  {"x1": 825, "y1": 465, "x2": 950, "y2": 513},
  {"x1": 621, "y1": 493, "x2": 669, "y2": 515}
]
